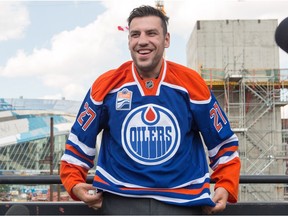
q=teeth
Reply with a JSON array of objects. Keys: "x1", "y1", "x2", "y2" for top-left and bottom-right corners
[{"x1": 138, "y1": 50, "x2": 150, "y2": 54}]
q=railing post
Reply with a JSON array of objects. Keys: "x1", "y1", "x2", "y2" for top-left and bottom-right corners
[{"x1": 49, "y1": 117, "x2": 54, "y2": 202}]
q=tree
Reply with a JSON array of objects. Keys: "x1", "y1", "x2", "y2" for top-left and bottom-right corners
[{"x1": 0, "y1": 184, "x2": 10, "y2": 194}]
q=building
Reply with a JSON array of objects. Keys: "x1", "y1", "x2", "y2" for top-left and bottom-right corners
[
  {"x1": 0, "y1": 98, "x2": 80, "y2": 174},
  {"x1": 187, "y1": 19, "x2": 288, "y2": 201}
]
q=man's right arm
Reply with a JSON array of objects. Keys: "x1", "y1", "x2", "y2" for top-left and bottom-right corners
[{"x1": 60, "y1": 160, "x2": 88, "y2": 200}]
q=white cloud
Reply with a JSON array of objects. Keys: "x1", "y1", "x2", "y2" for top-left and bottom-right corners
[
  {"x1": 166, "y1": 0, "x2": 288, "y2": 40},
  {"x1": 0, "y1": 9, "x2": 128, "y2": 77},
  {"x1": 0, "y1": 0, "x2": 156, "y2": 100},
  {"x1": 0, "y1": 1, "x2": 30, "y2": 41},
  {"x1": 0, "y1": 0, "x2": 288, "y2": 100}
]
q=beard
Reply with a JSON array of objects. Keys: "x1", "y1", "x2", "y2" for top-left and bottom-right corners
[{"x1": 131, "y1": 52, "x2": 163, "y2": 77}]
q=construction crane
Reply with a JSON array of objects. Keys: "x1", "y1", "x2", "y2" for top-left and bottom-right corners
[{"x1": 155, "y1": 0, "x2": 166, "y2": 15}]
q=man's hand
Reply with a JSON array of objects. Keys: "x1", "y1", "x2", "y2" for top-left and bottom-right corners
[
  {"x1": 202, "y1": 187, "x2": 229, "y2": 215},
  {"x1": 72, "y1": 183, "x2": 103, "y2": 209}
]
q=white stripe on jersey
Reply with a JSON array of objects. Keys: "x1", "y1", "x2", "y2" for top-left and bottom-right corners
[
  {"x1": 173, "y1": 172, "x2": 210, "y2": 188},
  {"x1": 151, "y1": 192, "x2": 212, "y2": 204},
  {"x1": 208, "y1": 134, "x2": 238, "y2": 157},
  {"x1": 131, "y1": 63, "x2": 145, "y2": 96},
  {"x1": 97, "y1": 166, "x2": 210, "y2": 189},
  {"x1": 190, "y1": 97, "x2": 211, "y2": 104},
  {"x1": 211, "y1": 151, "x2": 239, "y2": 170},
  {"x1": 162, "y1": 82, "x2": 188, "y2": 93},
  {"x1": 155, "y1": 60, "x2": 167, "y2": 96},
  {"x1": 162, "y1": 82, "x2": 212, "y2": 104},
  {"x1": 97, "y1": 166, "x2": 147, "y2": 188},
  {"x1": 108, "y1": 82, "x2": 137, "y2": 94},
  {"x1": 61, "y1": 154, "x2": 90, "y2": 170},
  {"x1": 68, "y1": 133, "x2": 96, "y2": 156}
]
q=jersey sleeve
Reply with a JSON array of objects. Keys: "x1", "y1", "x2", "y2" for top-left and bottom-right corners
[
  {"x1": 60, "y1": 88, "x2": 106, "y2": 199},
  {"x1": 60, "y1": 161, "x2": 89, "y2": 200},
  {"x1": 191, "y1": 91, "x2": 241, "y2": 203}
]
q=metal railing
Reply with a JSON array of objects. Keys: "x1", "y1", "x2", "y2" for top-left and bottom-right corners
[
  {"x1": 1, "y1": 174, "x2": 288, "y2": 184},
  {"x1": 0, "y1": 175, "x2": 288, "y2": 215}
]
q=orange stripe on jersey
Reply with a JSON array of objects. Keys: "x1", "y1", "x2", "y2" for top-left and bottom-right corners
[
  {"x1": 120, "y1": 182, "x2": 210, "y2": 195},
  {"x1": 60, "y1": 161, "x2": 88, "y2": 200},
  {"x1": 164, "y1": 61, "x2": 211, "y2": 101},
  {"x1": 65, "y1": 144, "x2": 94, "y2": 165},
  {"x1": 90, "y1": 61, "x2": 135, "y2": 102},
  {"x1": 210, "y1": 146, "x2": 238, "y2": 164},
  {"x1": 90, "y1": 60, "x2": 210, "y2": 102},
  {"x1": 94, "y1": 175, "x2": 110, "y2": 185},
  {"x1": 211, "y1": 157, "x2": 241, "y2": 203}
]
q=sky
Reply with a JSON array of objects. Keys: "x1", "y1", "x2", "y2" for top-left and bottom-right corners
[{"x1": 1, "y1": 0, "x2": 288, "y2": 102}]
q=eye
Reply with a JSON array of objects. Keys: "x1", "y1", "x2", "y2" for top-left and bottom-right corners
[
  {"x1": 147, "y1": 31, "x2": 157, "y2": 36},
  {"x1": 130, "y1": 32, "x2": 140, "y2": 38}
]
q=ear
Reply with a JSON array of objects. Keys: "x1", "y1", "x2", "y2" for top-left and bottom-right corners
[{"x1": 164, "y1": 32, "x2": 170, "y2": 48}]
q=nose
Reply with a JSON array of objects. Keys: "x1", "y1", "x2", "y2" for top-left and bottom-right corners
[{"x1": 138, "y1": 33, "x2": 149, "y2": 46}]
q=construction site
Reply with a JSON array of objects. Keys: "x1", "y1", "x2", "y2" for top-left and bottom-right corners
[{"x1": 187, "y1": 19, "x2": 288, "y2": 201}]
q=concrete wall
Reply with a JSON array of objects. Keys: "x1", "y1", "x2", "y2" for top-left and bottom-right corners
[{"x1": 187, "y1": 19, "x2": 280, "y2": 76}]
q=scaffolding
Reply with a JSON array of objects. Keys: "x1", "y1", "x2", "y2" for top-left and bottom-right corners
[{"x1": 201, "y1": 67, "x2": 288, "y2": 201}]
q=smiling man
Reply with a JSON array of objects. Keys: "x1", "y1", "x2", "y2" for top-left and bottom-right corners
[
  {"x1": 60, "y1": 5, "x2": 241, "y2": 215},
  {"x1": 128, "y1": 14, "x2": 169, "y2": 79}
]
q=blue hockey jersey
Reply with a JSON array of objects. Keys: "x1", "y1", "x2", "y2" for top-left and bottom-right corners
[{"x1": 60, "y1": 59, "x2": 240, "y2": 207}]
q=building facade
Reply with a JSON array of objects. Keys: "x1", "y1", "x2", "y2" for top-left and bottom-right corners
[
  {"x1": 0, "y1": 98, "x2": 80, "y2": 174},
  {"x1": 187, "y1": 19, "x2": 288, "y2": 201}
]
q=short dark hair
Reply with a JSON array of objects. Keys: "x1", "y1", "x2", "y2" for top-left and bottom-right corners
[{"x1": 127, "y1": 5, "x2": 169, "y2": 34}]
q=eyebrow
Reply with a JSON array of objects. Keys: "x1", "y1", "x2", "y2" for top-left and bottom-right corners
[{"x1": 129, "y1": 28, "x2": 160, "y2": 34}]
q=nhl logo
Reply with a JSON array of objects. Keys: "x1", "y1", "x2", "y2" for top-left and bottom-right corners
[{"x1": 145, "y1": 80, "x2": 154, "y2": 89}]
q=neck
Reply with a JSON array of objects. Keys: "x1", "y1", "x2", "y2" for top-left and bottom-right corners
[
  {"x1": 138, "y1": 70, "x2": 160, "y2": 79},
  {"x1": 136, "y1": 61, "x2": 163, "y2": 80}
]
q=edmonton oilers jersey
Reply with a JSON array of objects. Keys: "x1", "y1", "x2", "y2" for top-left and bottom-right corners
[{"x1": 61, "y1": 59, "x2": 240, "y2": 207}]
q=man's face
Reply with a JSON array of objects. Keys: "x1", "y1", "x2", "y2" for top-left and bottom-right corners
[{"x1": 128, "y1": 16, "x2": 170, "y2": 76}]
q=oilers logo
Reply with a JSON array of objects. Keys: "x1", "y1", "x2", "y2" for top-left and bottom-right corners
[{"x1": 121, "y1": 104, "x2": 180, "y2": 165}]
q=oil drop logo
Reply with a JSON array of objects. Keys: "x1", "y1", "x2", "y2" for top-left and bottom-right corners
[{"x1": 121, "y1": 104, "x2": 180, "y2": 165}]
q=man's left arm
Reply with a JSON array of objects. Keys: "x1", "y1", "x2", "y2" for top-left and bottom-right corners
[
  {"x1": 202, "y1": 156, "x2": 240, "y2": 214},
  {"x1": 210, "y1": 156, "x2": 241, "y2": 203},
  {"x1": 198, "y1": 92, "x2": 241, "y2": 203}
]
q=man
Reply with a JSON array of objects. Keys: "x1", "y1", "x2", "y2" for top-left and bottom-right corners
[{"x1": 60, "y1": 5, "x2": 241, "y2": 215}]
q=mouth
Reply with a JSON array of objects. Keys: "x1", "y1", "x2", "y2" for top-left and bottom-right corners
[{"x1": 137, "y1": 49, "x2": 152, "y2": 56}]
